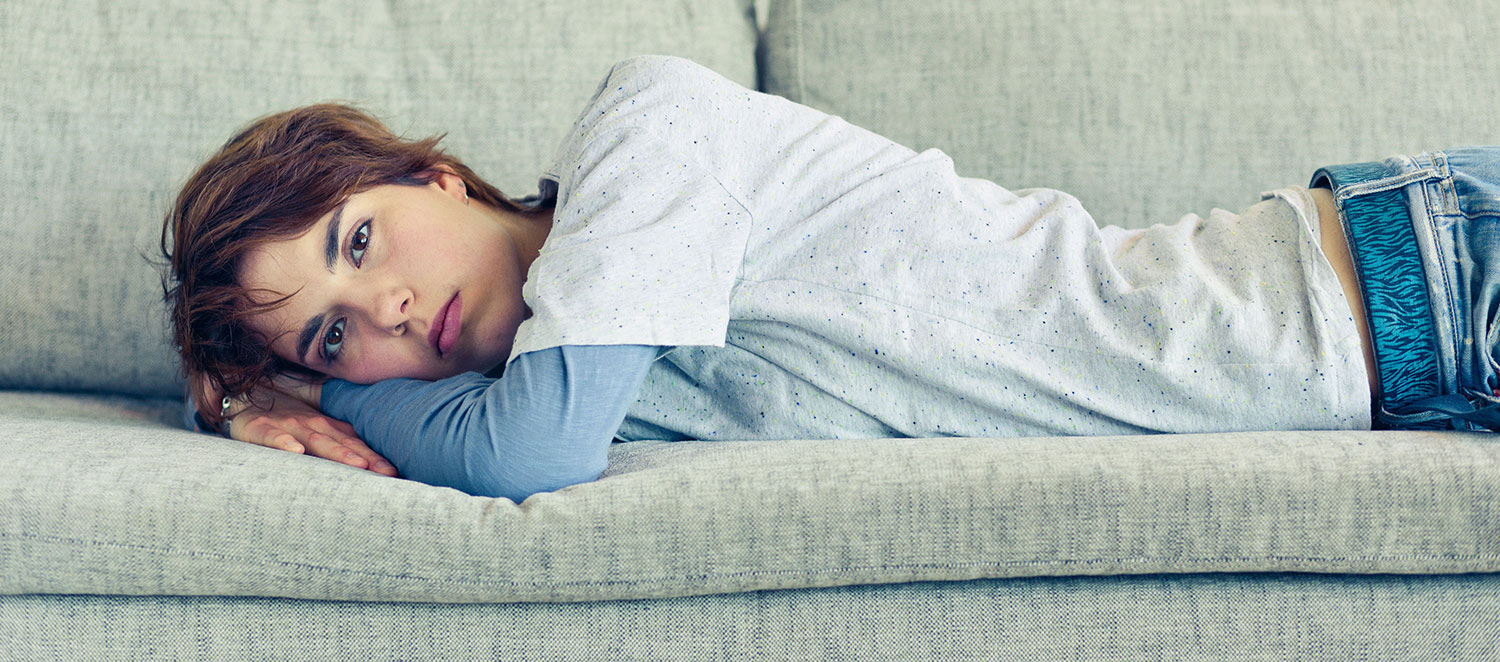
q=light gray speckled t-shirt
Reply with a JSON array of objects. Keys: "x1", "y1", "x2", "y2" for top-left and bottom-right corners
[{"x1": 508, "y1": 55, "x2": 1371, "y2": 441}]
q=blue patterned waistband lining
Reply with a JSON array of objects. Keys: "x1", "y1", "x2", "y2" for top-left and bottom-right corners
[{"x1": 1311, "y1": 163, "x2": 1446, "y2": 430}]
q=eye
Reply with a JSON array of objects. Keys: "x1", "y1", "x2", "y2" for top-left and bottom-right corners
[
  {"x1": 350, "y1": 220, "x2": 371, "y2": 267},
  {"x1": 322, "y1": 318, "x2": 347, "y2": 361}
]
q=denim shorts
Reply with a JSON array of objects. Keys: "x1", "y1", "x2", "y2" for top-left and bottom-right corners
[{"x1": 1311, "y1": 147, "x2": 1500, "y2": 432}]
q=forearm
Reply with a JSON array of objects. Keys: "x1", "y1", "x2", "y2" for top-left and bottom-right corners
[{"x1": 321, "y1": 344, "x2": 664, "y2": 500}]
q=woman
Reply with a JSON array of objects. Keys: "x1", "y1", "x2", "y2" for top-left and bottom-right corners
[{"x1": 162, "y1": 55, "x2": 1500, "y2": 500}]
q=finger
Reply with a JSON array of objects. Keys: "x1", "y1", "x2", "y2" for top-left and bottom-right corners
[
  {"x1": 305, "y1": 418, "x2": 398, "y2": 476},
  {"x1": 337, "y1": 438, "x2": 398, "y2": 476},
  {"x1": 331, "y1": 434, "x2": 397, "y2": 475},
  {"x1": 301, "y1": 431, "x2": 370, "y2": 469},
  {"x1": 266, "y1": 431, "x2": 306, "y2": 455},
  {"x1": 235, "y1": 414, "x2": 306, "y2": 454},
  {"x1": 327, "y1": 418, "x2": 359, "y2": 437}
]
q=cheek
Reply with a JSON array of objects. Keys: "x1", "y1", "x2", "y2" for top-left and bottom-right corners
[{"x1": 344, "y1": 344, "x2": 434, "y2": 383}]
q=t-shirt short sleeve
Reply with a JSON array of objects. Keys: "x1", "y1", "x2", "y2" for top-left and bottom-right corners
[{"x1": 506, "y1": 126, "x2": 753, "y2": 366}]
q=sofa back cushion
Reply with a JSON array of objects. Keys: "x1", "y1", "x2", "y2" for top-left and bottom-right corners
[
  {"x1": 760, "y1": 0, "x2": 1500, "y2": 229},
  {"x1": 0, "y1": 0, "x2": 757, "y2": 398}
]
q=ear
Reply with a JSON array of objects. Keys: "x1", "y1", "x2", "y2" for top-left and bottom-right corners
[{"x1": 427, "y1": 163, "x2": 467, "y2": 202}]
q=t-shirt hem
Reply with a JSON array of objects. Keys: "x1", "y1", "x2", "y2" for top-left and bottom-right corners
[
  {"x1": 508, "y1": 314, "x2": 724, "y2": 366},
  {"x1": 1263, "y1": 184, "x2": 1374, "y2": 430}
]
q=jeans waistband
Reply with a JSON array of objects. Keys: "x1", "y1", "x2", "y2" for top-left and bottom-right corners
[{"x1": 1310, "y1": 162, "x2": 1448, "y2": 428}]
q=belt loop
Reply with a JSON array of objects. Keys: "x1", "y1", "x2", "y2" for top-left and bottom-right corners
[{"x1": 1433, "y1": 151, "x2": 1462, "y2": 218}]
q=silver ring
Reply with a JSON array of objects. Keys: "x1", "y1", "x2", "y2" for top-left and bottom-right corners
[{"x1": 220, "y1": 396, "x2": 234, "y2": 438}]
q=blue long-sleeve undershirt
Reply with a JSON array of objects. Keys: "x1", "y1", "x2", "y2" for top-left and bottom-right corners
[
  {"x1": 317, "y1": 344, "x2": 666, "y2": 501},
  {"x1": 181, "y1": 344, "x2": 665, "y2": 500}
]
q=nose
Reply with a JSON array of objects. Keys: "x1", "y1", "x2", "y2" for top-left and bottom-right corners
[{"x1": 367, "y1": 285, "x2": 413, "y2": 335}]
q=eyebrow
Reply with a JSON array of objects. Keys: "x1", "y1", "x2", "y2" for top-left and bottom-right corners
[
  {"x1": 323, "y1": 201, "x2": 347, "y2": 272},
  {"x1": 296, "y1": 202, "x2": 348, "y2": 362}
]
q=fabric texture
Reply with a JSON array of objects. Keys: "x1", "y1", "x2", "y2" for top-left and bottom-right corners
[
  {"x1": 515, "y1": 56, "x2": 1369, "y2": 442},
  {"x1": 760, "y1": 0, "x2": 1500, "y2": 230},
  {"x1": 3, "y1": 392, "x2": 1497, "y2": 604},
  {"x1": 0, "y1": 0, "x2": 757, "y2": 397},
  {"x1": 5, "y1": 573, "x2": 1500, "y2": 660},
  {"x1": 511, "y1": 74, "x2": 755, "y2": 357}
]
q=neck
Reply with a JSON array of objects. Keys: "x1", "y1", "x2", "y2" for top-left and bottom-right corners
[{"x1": 490, "y1": 204, "x2": 554, "y2": 273}]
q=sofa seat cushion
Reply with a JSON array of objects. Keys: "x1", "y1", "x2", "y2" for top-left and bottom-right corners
[{"x1": 3, "y1": 392, "x2": 1497, "y2": 603}]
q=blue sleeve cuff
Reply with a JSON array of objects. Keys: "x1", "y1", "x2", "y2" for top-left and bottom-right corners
[{"x1": 184, "y1": 391, "x2": 223, "y2": 437}]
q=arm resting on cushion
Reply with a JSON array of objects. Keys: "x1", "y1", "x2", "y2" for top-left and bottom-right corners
[{"x1": 320, "y1": 343, "x2": 665, "y2": 500}]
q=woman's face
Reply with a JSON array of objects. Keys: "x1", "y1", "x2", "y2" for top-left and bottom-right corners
[{"x1": 238, "y1": 171, "x2": 530, "y2": 383}]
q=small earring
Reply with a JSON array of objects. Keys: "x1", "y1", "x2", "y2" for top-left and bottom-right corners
[{"x1": 463, "y1": 190, "x2": 470, "y2": 205}]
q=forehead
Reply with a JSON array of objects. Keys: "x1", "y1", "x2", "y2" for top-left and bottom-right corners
[
  {"x1": 236, "y1": 207, "x2": 342, "y2": 361},
  {"x1": 238, "y1": 206, "x2": 337, "y2": 296}
]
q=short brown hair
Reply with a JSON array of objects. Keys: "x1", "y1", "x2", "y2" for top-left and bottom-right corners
[{"x1": 160, "y1": 103, "x2": 548, "y2": 425}]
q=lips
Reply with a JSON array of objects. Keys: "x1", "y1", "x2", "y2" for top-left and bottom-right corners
[{"x1": 429, "y1": 293, "x2": 462, "y2": 356}]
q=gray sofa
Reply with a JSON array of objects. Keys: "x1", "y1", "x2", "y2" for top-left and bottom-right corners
[{"x1": 4, "y1": 0, "x2": 1499, "y2": 659}]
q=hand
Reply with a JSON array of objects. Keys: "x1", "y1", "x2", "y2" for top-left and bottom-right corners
[
  {"x1": 268, "y1": 372, "x2": 323, "y2": 409},
  {"x1": 226, "y1": 390, "x2": 398, "y2": 477}
]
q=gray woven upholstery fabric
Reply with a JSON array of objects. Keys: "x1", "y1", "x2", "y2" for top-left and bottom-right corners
[
  {"x1": 761, "y1": 0, "x2": 1500, "y2": 230},
  {"x1": 0, "y1": 0, "x2": 757, "y2": 397},
  {"x1": 6, "y1": 0, "x2": 1500, "y2": 656},
  {"x1": 4, "y1": 574, "x2": 1499, "y2": 660},
  {"x1": 3, "y1": 392, "x2": 1497, "y2": 603}
]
